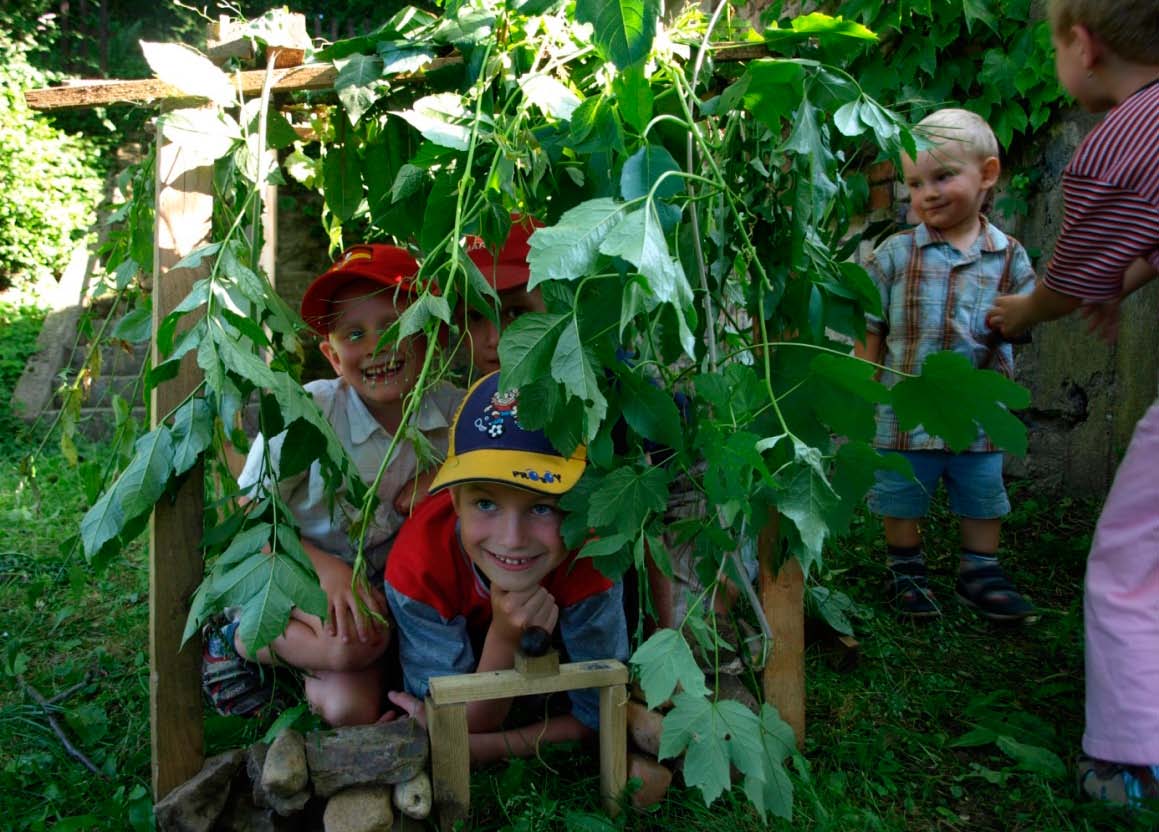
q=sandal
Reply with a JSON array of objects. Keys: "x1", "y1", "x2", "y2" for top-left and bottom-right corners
[
  {"x1": 955, "y1": 563, "x2": 1034, "y2": 622},
  {"x1": 887, "y1": 560, "x2": 941, "y2": 618},
  {"x1": 1078, "y1": 754, "x2": 1159, "y2": 809}
]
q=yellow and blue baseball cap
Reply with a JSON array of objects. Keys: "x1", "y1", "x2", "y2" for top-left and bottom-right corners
[{"x1": 428, "y1": 371, "x2": 587, "y2": 496}]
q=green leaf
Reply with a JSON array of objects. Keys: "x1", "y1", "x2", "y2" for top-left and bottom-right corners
[
  {"x1": 112, "y1": 305, "x2": 152, "y2": 344},
  {"x1": 392, "y1": 93, "x2": 483, "y2": 151},
  {"x1": 995, "y1": 736, "x2": 1066, "y2": 778},
  {"x1": 742, "y1": 705, "x2": 796, "y2": 820},
  {"x1": 158, "y1": 108, "x2": 239, "y2": 163},
  {"x1": 660, "y1": 694, "x2": 765, "y2": 806},
  {"x1": 396, "y1": 293, "x2": 451, "y2": 340},
  {"x1": 613, "y1": 62, "x2": 653, "y2": 133},
  {"x1": 334, "y1": 54, "x2": 385, "y2": 124},
  {"x1": 587, "y1": 465, "x2": 669, "y2": 531},
  {"x1": 630, "y1": 629, "x2": 710, "y2": 709},
  {"x1": 550, "y1": 320, "x2": 608, "y2": 439},
  {"x1": 526, "y1": 199, "x2": 626, "y2": 289},
  {"x1": 140, "y1": 41, "x2": 234, "y2": 105},
  {"x1": 776, "y1": 460, "x2": 839, "y2": 572},
  {"x1": 962, "y1": 0, "x2": 999, "y2": 33},
  {"x1": 519, "y1": 73, "x2": 582, "y2": 121},
  {"x1": 620, "y1": 145, "x2": 684, "y2": 202},
  {"x1": 498, "y1": 313, "x2": 569, "y2": 391},
  {"x1": 578, "y1": 533, "x2": 632, "y2": 561},
  {"x1": 762, "y1": 12, "x2": 876, "y2": 47},
  {"x1": 742, "y1": 61, "x2": 805, "y2": 131},
  {"x1": 890, "y1": 351, "x2": 1030, "y2": 453},
  {"x1": 170, "y1": 398, "x2": 213, "y2": 476},
  {"x1": 599, "y1": 205, "x2": 695, "y2": 356},
  {"x1": 79, "y1": 483, "x2": 125, "y2": 562},
  {"x1": 575, "y1": 0, "x2": 659, "y2": 69},
  {"x1": 220, "y1": 547, "x2": 328, "y2": 655},
  {"x1": 619, "y1": 372, "x2": 683, "y2": 451},
  {"x1": 323, "y1": 142, "x2": 363, "y2": 223}
]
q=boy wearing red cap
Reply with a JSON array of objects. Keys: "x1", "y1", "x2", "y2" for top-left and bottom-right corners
[
  {"x1": 203, "y1": 244, "x2": 463, "y2": 726},
  {"x1": 462, "y1": 216, "x2": 546, "y2": 378},
  {"x1": 383, "y1": 371, "x2": 629, "y2": 762}
]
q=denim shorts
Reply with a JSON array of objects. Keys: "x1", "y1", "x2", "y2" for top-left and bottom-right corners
[{"x1": 867, "y1": 450, "x2": 1010, "y2": 520}]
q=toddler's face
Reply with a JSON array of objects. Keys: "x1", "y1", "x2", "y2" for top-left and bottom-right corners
[
  {"x1": 321, "y1": 280, "x2": 425, "y2": 422},
  {"x1": 466, "y1": 287, "x2": 546, "y2": 375},
  {"x1": 901, "y1": 142, "x2": 997, "y2": 237},
  {"x1": 450, "y1": 481, "x2": 568, "y2": 594}
]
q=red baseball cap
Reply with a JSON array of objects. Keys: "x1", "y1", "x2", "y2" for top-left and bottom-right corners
[
  {"x1": 300, "y1": 244, "x2": 419, "y2": 335},
  {"x1": 464, "y1": 215, "x2": 544, "y2": 292}
]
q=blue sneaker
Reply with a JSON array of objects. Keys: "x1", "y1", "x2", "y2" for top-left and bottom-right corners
[{"x1": 1078, "y1": 755, "x2": 1159, "y2": 809}]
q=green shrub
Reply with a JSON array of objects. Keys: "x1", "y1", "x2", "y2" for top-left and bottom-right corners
[{"x1": 0, "y1": 30, "x2": 104, "y2": 289}]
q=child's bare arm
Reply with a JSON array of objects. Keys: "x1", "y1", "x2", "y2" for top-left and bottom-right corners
[
  {"x1": 854, "y1": 331, "x2": 883, "y2": 364},
  {"x1": 468, "y1": 586, "x2": 559, "y2": 730},
  {"x1": 989, "y1": 282, "x2": 1082, "y2": 338}
]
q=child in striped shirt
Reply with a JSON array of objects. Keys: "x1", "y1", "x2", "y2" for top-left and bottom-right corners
[{"x1": 988, "y1": 0, "x2": 1159, "y2": 809}]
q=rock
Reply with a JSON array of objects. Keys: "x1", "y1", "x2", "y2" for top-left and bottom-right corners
[
  {"x1": 265, "y1": 786, "x2": 311, "y2": 818},
  {"x1": 627, "y1": 752, "x2": 672, "y2": 809},
  {"x1": 714, "y1": 674, "x2": 759, "y2": 713},
  {"x1": 247, "y1": 742, "x2": 270, "y2": 809},
  {"x1": 391, "y1": 771, "x2": 431, "y2": 820},
  {"x1": 323, "y1": 785, "x2": 394, "y2": 832},
  {"x1": 154, "y1": 749, "x2": 245, "y2": 832},
  {"x1": 306, "y1": 721, "x2": 429, "y2": 798},
  {"x1": 626, "y1": 700, "x2": 664, "y2": 757},
  {"x1": 263, "y1": 729, "x2": 308, "y2": 797}
]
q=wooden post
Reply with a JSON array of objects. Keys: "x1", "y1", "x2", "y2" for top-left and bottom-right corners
[
  {"x1": 149, "y1": 110, "x2": 214, "y2": 798},
  {"x1": 758, "y1": 511, "x2": 805, "y2": 749},
  {"x1": 598, "y1": 684, "x2": 628, "y2": 816},
  {"x1": 426, "y1": 699, "x2": 470, "y2": 832}
]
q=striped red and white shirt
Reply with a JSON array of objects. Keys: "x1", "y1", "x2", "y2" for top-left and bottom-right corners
[{"x1": 1045, "y1": 80, "x2": 1159, "y2": 301}]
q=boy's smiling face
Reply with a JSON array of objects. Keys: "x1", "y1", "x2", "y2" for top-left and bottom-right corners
[
  {"x1": 901, "y1": 141, "x2": 998, "y2": 243},
  {"x1": 450, "y1": 481, "x2": 569, "y2": 593},
  {"x1": 320, "y1": 279, "x2": 425, "y2": 427}
]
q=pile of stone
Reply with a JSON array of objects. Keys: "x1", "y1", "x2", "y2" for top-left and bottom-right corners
[{"x1": 154, "y1": 719, "x2": 430, "y2": 832}]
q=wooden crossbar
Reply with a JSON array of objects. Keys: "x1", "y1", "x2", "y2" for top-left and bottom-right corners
[{"x1": 427, "y1": 660, "x2": 629, "y2": 706}]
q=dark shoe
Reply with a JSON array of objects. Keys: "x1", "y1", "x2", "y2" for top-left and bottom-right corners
[
  {"x1": 955, "y1": 563, "x2": 1035, "y2": 622},
  {"x1": 887, "y1": 560, "x2": 940, "y2": 618},
  {"x1": 1078, "y1": 754, "x2": 1159, "y2": 809}
]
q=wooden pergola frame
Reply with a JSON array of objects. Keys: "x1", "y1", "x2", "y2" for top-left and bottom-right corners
[{"x1": 26, "y1": 40, "x2": 804, "y2": 803}]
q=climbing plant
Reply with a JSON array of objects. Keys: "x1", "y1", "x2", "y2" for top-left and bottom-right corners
[{"x1": 74, "y1": 0, "x2": 1031, "y2": 818}]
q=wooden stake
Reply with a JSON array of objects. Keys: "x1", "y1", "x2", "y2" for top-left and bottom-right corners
[
  {"x1": 149, "y1": 107, "x2": 214, "y2": 799},
  {"x1": 598, "y1": 684, "x2": 628, "y2": 816},
  {"x1": 758, "y1": 509, "x2": 805, "y2": 749},
  {"x1": 426, "y1": 699, "x2": 469, "y2": 832}
]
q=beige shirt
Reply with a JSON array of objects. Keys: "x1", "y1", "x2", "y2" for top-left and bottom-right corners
[{"x1": 238, "y1": 378, "x2": 464, "y2": 574}]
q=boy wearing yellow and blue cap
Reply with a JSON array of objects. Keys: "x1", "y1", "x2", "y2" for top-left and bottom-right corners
[{"x1": 384, "y1": 371, "x2": 629, "y2": 763}]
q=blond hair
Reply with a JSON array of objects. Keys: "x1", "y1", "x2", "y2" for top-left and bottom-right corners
[
  {"x1": 1049, "y1": 0, "x2": 1159, "y2": 64},
  {"x1": 914, "y1": 108, "x2": 999, "y2": 162}
]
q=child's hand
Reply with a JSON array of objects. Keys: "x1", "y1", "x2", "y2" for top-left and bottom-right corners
[
  {"x1": 313, "y1": 551, "x2": 388, "y2": 645},
  {"x1": 383, "y1": 690, "x2": 427, "y2": 728},
  {"x1": 394, "y1": 470, "x2": 438, "y2": 515},
  {"x1": 489, "y1": 586, "x2": 559, "y2": 645},
  {"x1": 987, "y1": 293, "x2": 1036, "y2": 338},
  {"x1": 1080, "y1": 299, "x2": 1121, "y2": 343}
]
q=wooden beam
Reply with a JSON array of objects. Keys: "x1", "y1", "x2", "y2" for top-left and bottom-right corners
[
  {"x1": 759, "y1": 508, "x2": 805, "y2": 750},
  {"x1": 24, "y1": 55, "x2": 462, "y2": 111},
  {"x1": 427, "y1": 660, "x2": 629, "y2": 707},
  {"x1": 149, "y1": 106, "x2": 214, "y2": 799},
  {"x1": 598, "y1": 685, "x2": 628, "y2": 817},
  {"x1": 426, "y1": 699, "x2": 470, "y2": 832}
]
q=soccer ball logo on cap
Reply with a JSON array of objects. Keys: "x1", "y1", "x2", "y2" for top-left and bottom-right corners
[{"x1": 475, "y1": 389, "x2": 519, "y2": 438}]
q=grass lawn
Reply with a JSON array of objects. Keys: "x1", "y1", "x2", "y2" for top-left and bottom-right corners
[{"x1": 1, "y1": 297, "x2": 1156, "y2": 831}]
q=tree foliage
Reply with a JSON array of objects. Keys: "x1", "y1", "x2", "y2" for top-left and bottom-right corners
[{"x1": 74, "y1": 0, "x2": 1032, "y2": 816}]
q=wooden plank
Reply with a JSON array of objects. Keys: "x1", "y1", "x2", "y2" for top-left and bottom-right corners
[
  {"x1": 598, "y1": 684, "x2": 628, "y2": 817},
  {"x1": 758, "y1": 509, "x2": 805, "y2": 749},
  {"x1": 426, "y1": 699, "x2": 470, "y2": 832},
  {"x1": 428, "y1": 660, "x2": 629, "y2": 706},
  {"x1": 150, "y1": 108, "x2": 215, "y2": 799},
  {"x1": 24, "y1": 55, "x2": 459, "y2": 110}
]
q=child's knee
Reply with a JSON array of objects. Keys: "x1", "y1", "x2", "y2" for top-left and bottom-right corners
[{"x1": 305, "y1": 672, "x2": 382, "y2": 727}]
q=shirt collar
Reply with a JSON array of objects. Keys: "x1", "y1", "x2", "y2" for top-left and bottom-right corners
[
  {"x1": 915, "y1": 215, "x2": 1007, "y2": 254},
  {"x1": 345, "y1": 384, "x2": 452, "y2": 446}
]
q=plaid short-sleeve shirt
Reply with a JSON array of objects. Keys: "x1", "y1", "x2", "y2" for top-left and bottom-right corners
[{"x1": 865, "y1": 219, "x2": 1035, "y2": 452}]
